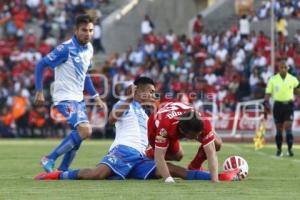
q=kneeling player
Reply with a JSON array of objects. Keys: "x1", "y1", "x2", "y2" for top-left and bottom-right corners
[{"x1": 146, "y1": 101, "x2": 222, "y2": 182}]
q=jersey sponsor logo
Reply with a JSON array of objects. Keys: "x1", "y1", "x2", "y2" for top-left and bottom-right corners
[
  {"x1": 159, "y1": 128, "x2": 167, "y2": 137},
  {"x1": 74, "y1": 57, "x2": 81, "y2": 63},
  {"x1": 56, "y1": 45, "x2": 64, "y2": 51}
]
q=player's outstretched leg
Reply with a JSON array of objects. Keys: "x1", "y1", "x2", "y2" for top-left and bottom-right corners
[
  {"x1": 167, "y1": 162, "x2": 240, "y2": 182},
  {"x1": 35, "y1": 164, "x2": 112, "y2": 180},
  {"x1": 40, "y1": 130, "x2": 82, "y2": 172},
  {"x1": 57, "y1": 149, "x2": 77, "y2": 171}
]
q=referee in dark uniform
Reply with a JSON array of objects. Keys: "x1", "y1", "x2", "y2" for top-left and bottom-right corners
[{"x1": 264, "y1": 57, "x2": 299, "y2": 157}]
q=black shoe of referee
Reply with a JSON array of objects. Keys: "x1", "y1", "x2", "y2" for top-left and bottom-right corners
[
  {"x1": 287, "y1": 149, "x2": 294, "y2": 157},
  {"x1": 276, "y1": 149, "x2": 283, "y2": 157}
]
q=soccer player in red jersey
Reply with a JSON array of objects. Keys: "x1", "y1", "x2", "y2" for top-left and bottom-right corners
[{"x1": 146, "y1": 101, "x2": 222, "y2": 182}]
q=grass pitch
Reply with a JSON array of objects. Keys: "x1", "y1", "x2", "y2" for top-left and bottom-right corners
[{"x1": 0, "y1": 139, "x2": 299, "y2": 200}]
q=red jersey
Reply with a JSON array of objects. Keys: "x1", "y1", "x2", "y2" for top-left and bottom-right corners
[{"x1": 148, "y1": 102, "x2": 215, "y2": 150}]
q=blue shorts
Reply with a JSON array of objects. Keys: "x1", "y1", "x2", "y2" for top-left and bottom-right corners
[
  {"x1": 56, "y1": 101, "x2": 89, "y2": 130},
  {"x1": 100, "y1": 145, "x2": 157, "y2": 180}
]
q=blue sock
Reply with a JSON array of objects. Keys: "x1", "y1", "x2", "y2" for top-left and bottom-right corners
[
  {"x1": 57, "y1": 149, "x2": 77, "y2": 171},
  {"x1": 59, "y1": 169, "x2": 80, "y2": 180},
  {"x1": 186, "y1": 170, "x2": 211, "y2": 180},
  {"x1": 48, "y1": 131, "x2": 82, "y2": 161}
]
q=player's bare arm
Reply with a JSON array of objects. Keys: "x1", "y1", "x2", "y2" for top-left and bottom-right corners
[
  {"x1": 263, "y1": 93, "x2": 271, "y2": 115},
  {"x1": 154, "y1": 147, "x2": 175, "y2": 183},
  {"x1": 204, "y1": 141, "x2": 219, "y2": 183}
]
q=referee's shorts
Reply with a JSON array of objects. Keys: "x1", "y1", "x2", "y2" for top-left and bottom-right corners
[{"x1": 273, "y1": 101, "x2": 294, "y2": 124}]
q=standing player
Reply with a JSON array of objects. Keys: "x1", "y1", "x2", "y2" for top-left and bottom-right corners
[
  {"x1": 264, "y1": 57, "x2": 299, "y2": 157},
  {"x1": 35, "y1": 77, "x2": 238, "y2": 182},
  {"x1": 34, "y1": 14, "x2": 104, "y2": 172},
  {"x1": 147, "y1": 102, "x2": 222, "y2": 182}
]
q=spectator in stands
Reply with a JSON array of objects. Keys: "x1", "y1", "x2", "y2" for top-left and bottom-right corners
[
  {"x1": 276, "y1": 16, "x2": 288, "y2": 37},
  {"x1": 141, "y1": 15, "x2": 154, "y2": 38},
  {"x1": 0, "y1": 106, "x2": 15, "y2": 138},
  {"x1": 294, "y1": 29, "x2": 300, "y2": 44},
  {"x1": 257, "y1": 2, "x2": 269, "y2": 19},
  {"x1": 192, "y1": 14, "x2": 203, "y2": 35},
  {"x1": 93, "y1": 19, "x2": 105, "y2": 52},
  {"x1": 239, "y1": 14, "x2": 250, "y2": 39}
]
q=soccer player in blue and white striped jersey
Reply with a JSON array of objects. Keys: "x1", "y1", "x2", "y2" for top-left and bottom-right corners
[{"x1": 34, "y1": 14, "x2": 104, "y2": 173}]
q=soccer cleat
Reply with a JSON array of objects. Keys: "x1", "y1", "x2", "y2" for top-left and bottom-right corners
[
  {"x1": 40, "y1": 156, "x2": 55, "y2": 173},
  {"x1": 34, "y1": 171, "x2": 62, "y2": 180},
  {"x1": 287, "y1": 150, "x2": 294, "y2": 157},
  {"x1": 219, "y1": 168, "x2": 240, "y2": 181},
  {"x1": 276, "y1": 150, "x2": 283, "y2": 157}
]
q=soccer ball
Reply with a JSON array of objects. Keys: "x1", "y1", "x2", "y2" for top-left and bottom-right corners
[{"x1": 223, "y1": 155, "x2": 249, "y2": 180}]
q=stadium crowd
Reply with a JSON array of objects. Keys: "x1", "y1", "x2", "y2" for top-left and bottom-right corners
[
  {"x1": 1, "y1": 0, "x2": 300, "y2": 138},
  {"x1": 253, "y1": 0, "x2": 300, "y2": 21}
]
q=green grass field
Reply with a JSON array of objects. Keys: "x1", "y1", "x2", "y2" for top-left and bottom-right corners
[{"x1": 0, "y1": 139, "x2": 299, "y2": 200}]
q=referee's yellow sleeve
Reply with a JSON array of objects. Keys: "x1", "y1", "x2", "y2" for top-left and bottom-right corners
[
  {"x1": 293, "y1": 77, "x2": 299, "y2": 88},
  {"x1": 266, "y1": 77, "x2": 273, "y2": 94}
]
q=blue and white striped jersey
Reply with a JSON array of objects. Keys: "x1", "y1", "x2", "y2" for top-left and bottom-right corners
[
  {"x1": 110, "y1": 100, "x2": 149, "y2": 154},
  {"x1": 43, "y1": 36, "x2": 94, "y2": 104}
]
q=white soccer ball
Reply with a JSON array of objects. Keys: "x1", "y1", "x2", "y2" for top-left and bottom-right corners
[{"x1": 223, "y1": 155, "x2": 249, "y2": 180}]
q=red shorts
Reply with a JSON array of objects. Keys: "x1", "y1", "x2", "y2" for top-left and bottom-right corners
[
  {"x1": 145, "y1": 139, "x2": 181, "y2": 160},
  {"x1": 147, "y1": 113, "x2": 181, "y2": 159}
]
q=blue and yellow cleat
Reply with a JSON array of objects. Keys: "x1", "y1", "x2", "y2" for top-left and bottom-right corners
[{"x1": 40, "y1": 156, "x2": 55, "y2": 173}]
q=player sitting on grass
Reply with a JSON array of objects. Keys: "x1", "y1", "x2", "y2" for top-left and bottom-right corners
[{"x1": 34, "y1": 77, "x2": 239, "y2": 182}]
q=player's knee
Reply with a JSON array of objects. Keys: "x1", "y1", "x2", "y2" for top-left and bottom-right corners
[
  {"x1": 94, "y1": 165, "x2": 112, "y2": 179},
  {"x1": 215, "y1": 142, "x2": 222, "y2": 152},
  {"x1": 77, "y1": 124, "x2": 92, "y2": 139},
  {"x1": 174, "y1": 151, "x2": 184, "y2": 161}
]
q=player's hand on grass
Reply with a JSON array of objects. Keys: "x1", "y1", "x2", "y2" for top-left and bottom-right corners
[
  {"x1": 210, "y1": 179, "x2": 219, "y2": 183},
  {"x1": 164, "y1": 176, "x2": 175, "y2": 183},
  {"x1": 34, "y1": 91, "x2": 45, "y2": 106}
]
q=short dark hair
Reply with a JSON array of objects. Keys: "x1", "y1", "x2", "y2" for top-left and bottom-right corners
[
  {"x1": 134, "y1": 77, "x2": 155, "y2": 87},
  {"x1": 178, "y1": 111, "x2": 203, "y2": 137},
  {"x1": 75, "y1": 14, "x2": 94, "y2": 27}
]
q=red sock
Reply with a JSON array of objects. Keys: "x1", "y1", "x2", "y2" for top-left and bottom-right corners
[{"x1": 188, "y1": 146, "x2": 207, "y2": 170}]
